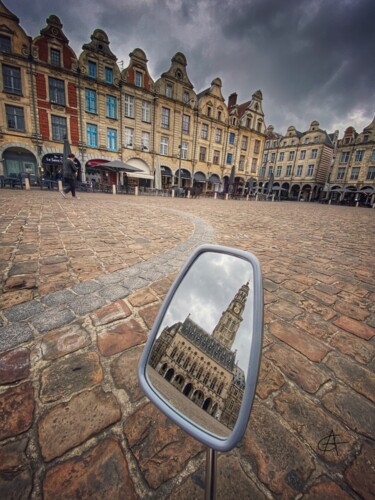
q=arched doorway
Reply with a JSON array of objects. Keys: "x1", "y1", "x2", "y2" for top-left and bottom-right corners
[
  {"x1": 165, "y1": 368, "x2": 174, "y2": 382},
  {"x1": 202, "y1": 397, "x2": 212, "y2": 412},
  {"x1": 192, "y1": 390, "x2": 204, "y2": 407},
  {"x1": 174, "y1": 168, "x2": 191, "y2": 188},
  {"x1": 2, "y1": 147, "x2": 38, "y2": 184},
  {"x1": 173, "y1": 374, "x2": 185, "y2": 390},
  {"x1": 126, "y1": 157, "x2": 153, "y2": 190},
  {"x1": 161, "y1": 165, "x2": 172, "y2": 189},
  {"x1": 183, "y1": 383, "x2": 193, "y2": 397}
]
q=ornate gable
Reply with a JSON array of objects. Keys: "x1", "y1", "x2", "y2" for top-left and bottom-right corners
[
  {"x1": 160, "y1": 52, "x2": 194, "y2": 89},
  {"x1": 40, "y1": 15, "x2": 69, "y2": 44},
  {"x1": 82, "y1": 29, "x2": 117, "y2": 61}
]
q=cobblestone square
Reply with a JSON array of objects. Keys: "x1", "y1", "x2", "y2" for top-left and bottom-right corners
[{"x1": 0, "y1": 190, "x2": 374, "y2": 499}]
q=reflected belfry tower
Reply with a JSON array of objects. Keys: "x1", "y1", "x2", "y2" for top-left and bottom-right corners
[{"x1": 212, "y1": 282, "x2": 250, "y2": 349}]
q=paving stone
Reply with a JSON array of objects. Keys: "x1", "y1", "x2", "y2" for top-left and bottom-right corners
[
  {"x1": 333, "y1": 299, "x2": 370, "y2": 321},
  {"x1": 265, "y1": 344, "x2": 331, "y2": 394},
  {"x1": 71, "y1": 280, "x2": 102, "y2": 295},
  {"x1": 98, "y1": 319, "x2": 147, "y2": 357},
  {"x1": 330, "y1": 330, "x2": 375, "y2": 364},
  {"x1": 0, "y1": 381, "x2": 34, "y2": 440},
  {"x1": 97, "y1": 284, "x2": 130, "y2": 301},
  {"x1": 274, "y1": 386, "x2": 356, "y2": 464},
  {"x1": 4, "y1": 275, "x2": 37, "y2": 291},
  {"x1": 242, "y1": 402, "x2": 315, "y2": 497},
  {"x1": 256, "y1": 357, "x2": 285, "y2": 399},
  {"x1": 42, "y1": 438, "x2": 137, "y2": 500},
  {"x1": 40, "y1": 322, "x2": 91, "y2": 361},
  {"x1": 344, "y1": 442, "x2": 375, "y2": 498},
  {"x1": 268, "y1": 299, "x2": 304, "y2": 320},
  {"x1": 294, "y1": 312, "x2": 339, "y2": 341},
  {"x1": 120, "y1": 275, "x2": 149, "y2": 292},
  {"x1": 302, "y1": 476, "x2": 353, "y2": 499},
  {"x1": 303, "y1": 288, "x2": 337, "y2": 306},
  {"x1": 149, "y1": 277, "x2": 174, "y2": 296},
  {"x1": 68, "y1": 295, "x2": 107, "y2": 316},
  {"x1": 127, "y1": 287, "x2": 159, "y2": 307},
  {"x1": 0, "y1": 347, "x2": 30, "y2": 384},
  {"x1": 325, "y1": 352, "x2": 375, "y2": 403},
  {"x1": 90, "y1": 300, "x2": 132, "y2": 326},
  {"x1": 31, "y1": 307, "x2": 76, "y2": 334},
  {"x1": 40, "y1": 262, "x2": 69, "y2": 275},
  {"x1": 8, "y1": 261, "x2": 38, "y2": 276},
  {"x1": 333, "y1": 315, "x2": 375, "y2": 340},
  {"x1": 41, "y1": 289, "x2": 77, "y2": 307},
  {"x1": 0, "y1": 323, "x2": 34, "y2": 351},
  {"x1": 123, "y1": 402, "x2": 204, "y2": 489},
  {"x1": 269, "y1": 320, "x2": 331, "y2": 362},
  {"x1": 39, "y1": 255, "x2": 68, "y2": 265},
  {"x1": 111, "y1": 345, "x2": 145, "y2": 403},
  {"x1": 40, "y1": 351, "x2": 103, "y2": 403},
  {"x1": 0, "y1": 437, "x2": 29, "y2": 472},
  {"x1": 138, "y1": 303, "x2": 162, "y2": 330},
  {"x1": 3, "y1": 299, "x2": 45, "y2": 322},
  {"x1": 38, "y1": 387, "x2": 121, "y2": 461},
  {"x1": 0, "y1": 468, "x2": 33, "y2": 500},
  {"x1": 322, "y1": 385, "x2": 375, "y2": 440}
]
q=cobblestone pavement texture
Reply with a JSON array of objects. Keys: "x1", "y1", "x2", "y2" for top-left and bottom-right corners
[{"x1": 0, "y1": 189, "x2": 374, "y2": 499}]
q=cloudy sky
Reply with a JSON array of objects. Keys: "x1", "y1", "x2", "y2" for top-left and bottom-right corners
[{"x1": 10, "y1": 0, "x2": 375, "y2": 135}]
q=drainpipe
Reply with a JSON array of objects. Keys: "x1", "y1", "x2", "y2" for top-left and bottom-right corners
[
  {"x1": 77, "y1": 66, "x2": 85, "y2": 181},
  {"x1": 119, "y1": 80, "x2": 123, "y2": 162},
  {"x1": 28, "y1": 37, "x2": 42, "y2": 172}
]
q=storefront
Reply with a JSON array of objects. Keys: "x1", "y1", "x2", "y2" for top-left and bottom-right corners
[
  {"x1": 85, "y1": 159, "x2": 114, "y2": 185},
  {"x1": 2, "y1": 147, "x2": 38, "y2": 183},
  {"x1": 174, "y1": 168, "x2": 191, "y2": 188},
  {"x1": 161, "y1": 166, "x2": 173, "y2": 189},
  {"x1": 43, "y1": 153, "x2": 81, "y2": 182},
  {"x1": 208, "y1": 174, "x2": 221, "y2": 192}
]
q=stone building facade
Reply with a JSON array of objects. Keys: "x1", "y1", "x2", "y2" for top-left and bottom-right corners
[
  {"x1": 327, "y1": 117, "x2": 375, "y2": 205},
  {"x1": 262, "y1": 121, "x2": 335, "y2": 201},
  {"x1": 149, "y1": 282, "x2": 249, "y2": 430},
  {"x1": 0, "y1": 1, "x2": 265, "y2": 191}
]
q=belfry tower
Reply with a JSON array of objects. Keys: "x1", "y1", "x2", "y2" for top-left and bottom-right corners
[{"x1": 212, "y1": 282, "x2": 250, "y2": 350}]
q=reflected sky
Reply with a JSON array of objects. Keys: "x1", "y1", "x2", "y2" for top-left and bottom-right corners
[{"x1": 157, "y1": 252, "x2": 254, "y2": 375}]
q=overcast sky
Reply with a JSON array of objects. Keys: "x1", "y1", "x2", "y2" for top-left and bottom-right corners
[{"x1": 10, "y1": 0, "x2": 375, "y2": 135}]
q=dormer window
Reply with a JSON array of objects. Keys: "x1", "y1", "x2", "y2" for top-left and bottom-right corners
[
  {"x1": 135, "y1": 70, "x2": 143, "y2": 87},
  {"x1": 183, "y1": 91, "x2": 189, "y2": 103},
  {"x1": 246, "y1": 117, "x2": 251, "y2": 128},
  {"x1": 105, "y1": 67, "x2": 113, "y2": 84},
  {"x1": 231, "y1": 117, "x2": 237, "y2": 126},
  {"x1": 175, "y1": 69, "x2": 182, "y2": 80},
  {"x1": 50, "y1": 48, "x2": 61, "y2": 67},
  {"x1": 305, "y1": 137, "x2": 310, "y2": 144},
  {"x1": 207, "y1": 106, "x2": 212, "y2": 117},
  {"x1": 0, "y1": 35, "x2": 11, "y2": 53},
  {"x1": 217, "y1": 110, "x2": 222, "y2": 121},
  {"x1": 88, "y1": 61, "x2": 97, "y2": 79}
]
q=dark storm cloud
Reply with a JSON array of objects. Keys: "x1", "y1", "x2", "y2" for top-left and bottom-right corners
[{"x1": 9, "y1": 0, "x2": 375, "y2": 134}]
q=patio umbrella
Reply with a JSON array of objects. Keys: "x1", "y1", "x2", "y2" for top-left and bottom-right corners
[
  {"x1": 154, "y1": 158, "x2": 162, "y2": 190},
  {"x1": 266, "y1": 172, "x2": 274, "y2": 195},
  {"x1": 62, "y1": 136, "x2": 72, "y2": 162},
  {"x1": 228, "y1": 165, "x2": 235, "y2": 194}
]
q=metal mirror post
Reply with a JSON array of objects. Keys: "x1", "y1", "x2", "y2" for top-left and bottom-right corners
[{"x1": 138, "y1": 245, "x2": 263, "y2": 499}]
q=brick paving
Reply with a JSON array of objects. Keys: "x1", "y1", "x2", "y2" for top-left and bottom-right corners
[{"x1": 0, "y1": 189, "x2": 374, "y2": 499}]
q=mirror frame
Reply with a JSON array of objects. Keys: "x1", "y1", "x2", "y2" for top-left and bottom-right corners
[{"x1": 138, "y1": 244, "x2": 263, "y2": 452}]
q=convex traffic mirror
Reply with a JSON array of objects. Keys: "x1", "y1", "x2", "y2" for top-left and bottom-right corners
[{"x1": 138, "y1": 244, "x2": 263, "y2": 452}]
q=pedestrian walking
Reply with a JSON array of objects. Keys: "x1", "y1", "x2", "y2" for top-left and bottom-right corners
[{"x1": 60, "y1": 153, "x2": 78, "y2": 198}]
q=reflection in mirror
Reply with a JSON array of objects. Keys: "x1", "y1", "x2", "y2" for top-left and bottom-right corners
[{"x1": 146, "y1": 252, "x2": 254, "y2": 438}]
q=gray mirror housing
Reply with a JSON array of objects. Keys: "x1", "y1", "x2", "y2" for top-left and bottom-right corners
[{"x1": 138, "y1": 244, "x2": 263, "y2": 452}]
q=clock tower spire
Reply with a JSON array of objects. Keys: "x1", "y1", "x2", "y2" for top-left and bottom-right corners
[{"x1": 212, "y1": 282, "x2": 250, "y2": 349}]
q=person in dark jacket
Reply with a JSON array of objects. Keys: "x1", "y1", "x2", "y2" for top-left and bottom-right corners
[{"x1": 60, "y1": 154, "x2": 78, "y2": 198}]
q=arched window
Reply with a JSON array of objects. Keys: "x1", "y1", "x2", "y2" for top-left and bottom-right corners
[
  {"x1": 171, "y1": 348, "x2": 177, "y2": 358},
  {"x1": 183, "y1": 357, "x2": 190, "y2": 369},
  {"x1": 210, "y1": 378, "x2": 217, "y2": 390},
  {"x1": 197, "y1": 367, "x2": 203, "y2": 379},
  {"x1": 189, "y1": 362, "x2": 196, "y2": 374},
  {"x1": 203, "y1": 373, "x2": 209, "y2": 384},
  {"x1": 217, "y1": 383, "x2": 224, "y2": 395},
  {"x1": 177, "y1": 352, "x2": 184, "y2": 363}
]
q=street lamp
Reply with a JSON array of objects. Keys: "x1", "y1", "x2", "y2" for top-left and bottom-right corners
[{"x1": 178, "y1": 97, "x2": 196, "y2": 190}]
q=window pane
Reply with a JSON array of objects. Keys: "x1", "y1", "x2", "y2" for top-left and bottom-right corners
[
  {"x1": 88, "y1": 61, "x2": 97, "y2": 78},
  {"x1": 85, "y1": 89, "x2": 97, "y2": 113},
  {"x1": 161, "y1": 107, "x2": 170, "y2": 128},
  {"x1": 106, "y1": 95, "x2": 117, "y2": 118},
  {"x1": 3, "y1": 65, "x2": 22, "y2": 95},
  {"x1": 125, "y1": 94, "x2": 134, "y2": 118},
  {"x1": 5, "y1": 105, "x2": 25, "y2": 131},
  {"x1": 105, "y1": 67, "x2": 113, "y2": 84},
  {"x1": 49, "y1": 77, "x2": 65, "y2": 105},
  {"x1": 142, "y1": 101, "x2": 151, "y2": 122},
  {"x1": 107, "y1": 128, "x2": 117, "y2": 150},
  {"x1": 51, "y1": 49, "x2": 61, "y2": 67},
  {"x1": 51, "y1": 115, "x2": 67, "y2": 140},
  {"x1": 0, "y1": 35, "x2": 11, "y2": 53},
  {"x1": 87, "y1": 124, "x2": 98, "y2": 147}
]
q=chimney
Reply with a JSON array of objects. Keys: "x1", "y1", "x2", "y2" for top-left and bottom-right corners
[{"x1": 228, "y1": 92, "x2": 237, "y2": 110}]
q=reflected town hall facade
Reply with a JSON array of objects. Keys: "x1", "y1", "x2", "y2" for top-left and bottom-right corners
[{"x1": 149, "y1": 282, "x2": 249, "y2": 430}]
